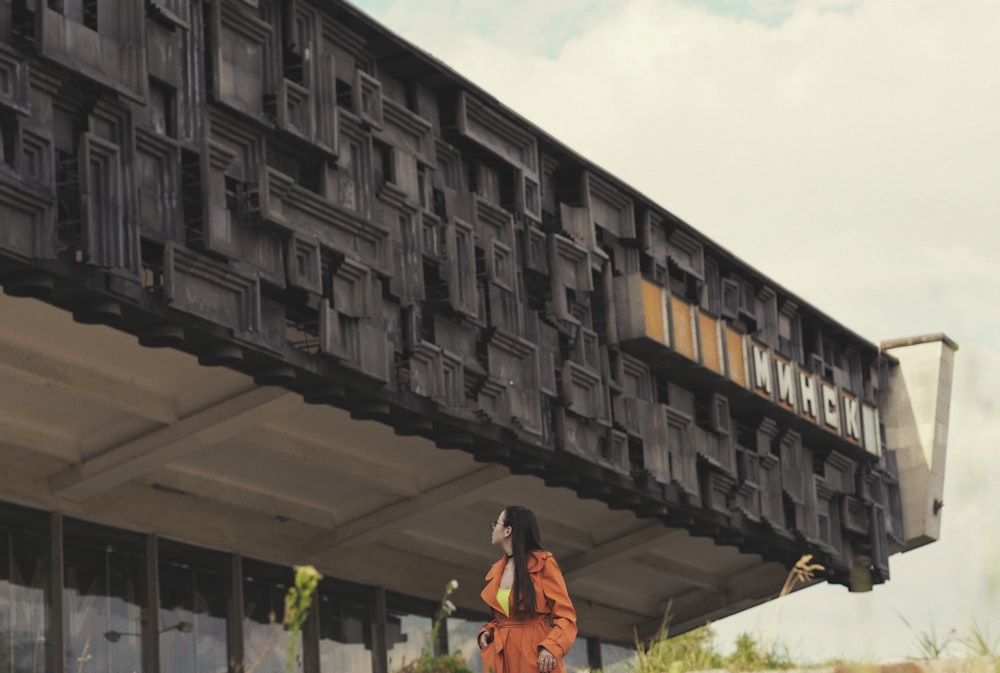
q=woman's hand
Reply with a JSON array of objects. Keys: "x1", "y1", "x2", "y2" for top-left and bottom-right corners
[
  {"x1": 538, "y1": 646, "x2": 557, "y2": 672},
  {"x1": 478, "y1": 632, "x2": 493, "y2": 650}
]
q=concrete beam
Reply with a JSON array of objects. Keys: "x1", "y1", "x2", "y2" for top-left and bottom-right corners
[
  {"x1": 149, "y1": 464, "x2": 338, "y2": 529},
  {"x1": 309, "y1": 464, "x2": 510, "y2": 551},
  {"x1": 48, "y1": 387, "x2": 298, "y2": 500},
  {"x1": 0, "y1": 340, "x2": 179, "y2": 424},
  {"x1": 377, "y1": 530, "x2": 495, "y2": 573},
  {"x1": 254, "y1": 424, "x2": 420, "y2": 497},
  {"x1": 0, "y1": 412, "x2": 79, "y2": 462},
  {"x1": 631, "y1": 552, "x2": 727, "y2": 592},
  {"x1": 562, "y1": 524, "x2": 680, "y2": 579}
]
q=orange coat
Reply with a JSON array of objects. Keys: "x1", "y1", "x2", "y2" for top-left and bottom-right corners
[{"x1": 478, "y1": 550, "x2": 578, "y2": 673}]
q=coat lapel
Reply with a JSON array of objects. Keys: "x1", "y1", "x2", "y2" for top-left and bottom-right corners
[
  {"x1": 481, "y1": 556, "x2": 507, "y2": 615},
  {"x1": 482, "y1": 551, "x2": 554, "y2": 615}
]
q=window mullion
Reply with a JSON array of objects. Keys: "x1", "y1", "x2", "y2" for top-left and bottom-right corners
[
  {"x1": 50, "y1": 513, "x2": 65, "y2": 673},
  {"x1": 146, "y1": 535, "x2": 160, "y2": 673},
  {"x1": 372, "y1": 587, "x2": 388, "y2": 673},
  {"x1": 227, "y1": 554, "x2": 243, "y2": 673}
]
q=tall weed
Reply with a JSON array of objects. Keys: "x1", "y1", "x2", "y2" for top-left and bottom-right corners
[
  {"x1": 899, "y1": 614, "x2": 954, "y2": 660},
  {"x1": 959, "y1": 619, "x2": 1000, "y2": 659},
  {"x1": 631, "y1": 620, "x2": 720, "y2": 673},
  {"x1": 630, "y1": 616, "x2": 791, "y2": 673}
]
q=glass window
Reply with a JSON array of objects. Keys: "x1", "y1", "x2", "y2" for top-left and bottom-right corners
[
  {"x1": 562, "y1": 637, "x2": 587, "y2": 673},
  {"x1": 317, "y1": 588, "x2": 374, "y2": 673},
  {"x1": 445, "y1": 617, "x2": 483, "y2": 673},
  {"x1": 158, "y1": 539, "x2": 229, "y2": 673},
  {"x1": 385, "y1": 613, "x2": 430, "y2": 672},
  {"x1": 243, "y1": 559, "x2": 303, "y2": 673},
  {"x1": 600, "y1": 642, "x2": 635, "y2": 673},
  {"x1": 63, "y1": 518, "x2": 147, "y2": 673},
  {"x1": 0, "y1": 504, "x2": 50, "y2": 673}
]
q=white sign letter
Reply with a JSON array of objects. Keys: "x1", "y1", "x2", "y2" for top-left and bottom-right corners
[
  {"x1": 800, "y1": 372, "x2": 817, "y2": 419},
  {"x1": 776, "y1": 360, "x2": 796, "y2": 407},
  {"x1": 843, "y1": 395, "x2": 861, "y2": 441},
  {"x1": 753, "y1": 346, "x2": 772, "y2": 394}
]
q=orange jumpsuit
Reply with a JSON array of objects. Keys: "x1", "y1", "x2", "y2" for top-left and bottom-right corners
[{"x1": 478, "y1": 550, "x2": 578, "y2": 673}]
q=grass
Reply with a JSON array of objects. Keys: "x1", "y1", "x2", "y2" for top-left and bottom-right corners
[
  {"x1": 623, "y1": 620, "x2": 1000, "y2": 673},
  {"x1": 617, "y1": 555, "x2": 1000, "y2": 673},
  {"x1": 630, "y1": 619, "x2": 794, "y2": 673},
  {"x1": 899, "y1": 613, "x2": 956, "y2": 661},
  {"x1": 627, "y1": 556, "x2": 817, "y2": 673},
  {"x1": 958, "y1": 620, "x2": 1000, "y2": 660}
]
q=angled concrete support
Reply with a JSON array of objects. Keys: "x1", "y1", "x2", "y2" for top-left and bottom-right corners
[{"x1": 881, "y1": 333, "x2": 958, "y2": 550}]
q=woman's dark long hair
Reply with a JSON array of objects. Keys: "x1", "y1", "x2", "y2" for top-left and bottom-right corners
[{"x1": 503, "y1": 505, "x2": 543, "y2": 617}]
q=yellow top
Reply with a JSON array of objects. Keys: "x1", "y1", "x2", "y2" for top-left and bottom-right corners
[{"x1": 496, "y1": 588, "x2": 511, "y2": 617}]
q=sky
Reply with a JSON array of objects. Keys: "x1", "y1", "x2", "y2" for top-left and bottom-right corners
[{"x1": 346, "y1": 0, "x2": 1000, "y2": 662}]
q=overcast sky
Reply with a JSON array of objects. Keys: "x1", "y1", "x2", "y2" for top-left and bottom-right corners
[{"x1": 348, "y1": 0, "x2": 1000, "y2": 662}]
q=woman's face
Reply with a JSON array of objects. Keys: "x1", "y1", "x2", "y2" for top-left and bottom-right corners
[{"x1": 492, "y1": 508, "x2": 509, "y2": 548}]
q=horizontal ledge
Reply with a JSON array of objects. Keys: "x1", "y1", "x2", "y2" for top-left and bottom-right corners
[{"x1": 881, "y1": 333, "x2": 959, "y2": 352}]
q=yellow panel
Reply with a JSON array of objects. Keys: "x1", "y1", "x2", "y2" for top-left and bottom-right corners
[
  {"x1": 726, "y1": 327, "x2": 746, "y2": 387},
  {"x1": 641, "y1": 280, "x2": 666, "y2": 345},
  {"x1": 699, "y1": 312, "x2": 722, "y2": 374},
  {"x1": 671, "y1": 296, "x2": 695, "y2": 360}
]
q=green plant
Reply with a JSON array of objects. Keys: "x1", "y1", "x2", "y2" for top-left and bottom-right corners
[
  {"x1": 396, "y1": 580, "x2": 475, "y2": 673},
  {"x1": 629, "y1": 557, "x2": 817, "y2": 673},
  {"x1": 636, "y1": 628, "x2": 794, "y2": 672},
  {"x1": 956, "y1": 619, "x2": 1000, "y2": 673},
  {"x1": 725, "y1": 631, "x2": 793, "y2": 671},
  {"x1": 244, "y1": 564, "x2": 323, "y2": 673},
  {"x1": 284, "y1": 565, "x2": 322, "y2": 673},
  {"x1": 631, "y1": 610, "x2": 721, "y2": 673},
  {"x1": 958, "y1": 619, "x2": 1000, "y2": 659},
  {"x1": 899, "y1": 613, "x2": 954, "y2": 660}
]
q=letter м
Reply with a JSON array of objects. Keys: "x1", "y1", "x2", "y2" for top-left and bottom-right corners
[
  {"x1": 753, "y1": 346, "x2": 772, "y2": 395},
  {"x1": 776, "y1": 360, "x2": 796, "y2": 407}
]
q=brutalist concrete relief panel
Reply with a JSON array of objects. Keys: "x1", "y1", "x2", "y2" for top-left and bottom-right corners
[{"x1": 0, "y1": 0, "x2": 954, "y2": 590}]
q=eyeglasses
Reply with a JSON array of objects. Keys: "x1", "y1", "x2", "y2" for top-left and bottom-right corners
[{"x1": 489, "y1": 520, "x2": 509, "y2": 531}]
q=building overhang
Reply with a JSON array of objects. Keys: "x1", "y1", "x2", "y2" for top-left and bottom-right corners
[
  {"x1": 0, "y1": 0, "x2": 956, "y2": 645},
  {"x1": 0, "y1": 286, "x2": 800, "y2": 642}
]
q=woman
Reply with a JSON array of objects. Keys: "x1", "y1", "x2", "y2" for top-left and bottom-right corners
[{"x1": 477, "y1": 505, "x2": 577, "y2": 673}]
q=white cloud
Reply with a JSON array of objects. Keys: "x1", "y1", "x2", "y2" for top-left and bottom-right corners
[
  {"x1": 372, "y1": 0, "x2": 618, "y2": 59},
  {"x1": 353, "y1": 0, "x2": 1000, "y2": 660}
]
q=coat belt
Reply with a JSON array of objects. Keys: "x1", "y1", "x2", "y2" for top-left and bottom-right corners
[
  {"x1": 492, "y1": 616, "x2": 548, "y2": 654},
  {"x1": 496, "y1": 618, "x2": 547, "y2": 628}
]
